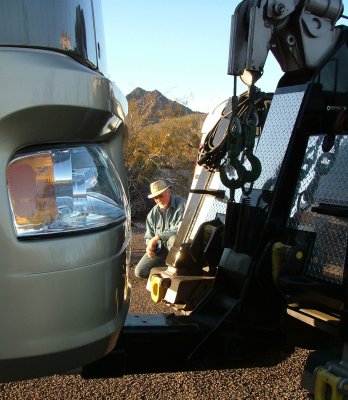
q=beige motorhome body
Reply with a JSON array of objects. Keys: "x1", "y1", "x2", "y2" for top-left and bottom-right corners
[{"x1": 0, "y1": 0, "x2": 130, "y2": 381}]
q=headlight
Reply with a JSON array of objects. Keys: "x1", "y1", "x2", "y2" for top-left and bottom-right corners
[{"x1": 7, "y1": 145, "x2": 129, "y2": 238}]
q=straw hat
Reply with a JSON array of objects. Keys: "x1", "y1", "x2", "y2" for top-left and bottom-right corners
[{"x1": 148, "y1": 180, "x2": 172, "y2": 198}]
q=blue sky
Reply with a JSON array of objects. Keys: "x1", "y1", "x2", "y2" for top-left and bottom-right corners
[{"x1": 101, "y1": 0, "x2": 348, "y2": 113}]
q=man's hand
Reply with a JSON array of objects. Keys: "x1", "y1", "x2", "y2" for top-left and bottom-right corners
[{"x1": 146, "y1": 235, "x2": 160, "y2": 258}]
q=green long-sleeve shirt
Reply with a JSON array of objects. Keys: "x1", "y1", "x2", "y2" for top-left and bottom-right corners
[{"x1": 145, "y1": 194, "x2": 186, "y2": 246}]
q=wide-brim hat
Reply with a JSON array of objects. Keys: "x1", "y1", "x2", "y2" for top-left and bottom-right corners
[{"x1": 148, "y1": 180, "x2": 172, "y2": 198}]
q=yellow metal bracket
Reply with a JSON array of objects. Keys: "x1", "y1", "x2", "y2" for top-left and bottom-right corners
[
  {"x1": 150, "y1": 275, "x2": 170, "y2": 303},
  {"x1": 314, "y1": 367, "x2": 347, "y2": 400}
]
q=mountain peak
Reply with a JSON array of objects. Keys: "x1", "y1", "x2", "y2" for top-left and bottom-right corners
[
  {"x1": 126, "y1": 87, "x2": 201, "y2": 125},
  {"x1": 128, "y1": 87, "x2": 146, "y2": 100}
]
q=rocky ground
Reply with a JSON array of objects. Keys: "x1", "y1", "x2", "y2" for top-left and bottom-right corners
[{"x1": 0, "y1": 223, "x2": 313, "y2": 399}]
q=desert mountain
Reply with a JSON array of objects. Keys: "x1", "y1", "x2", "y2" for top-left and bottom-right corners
[
  {"x1": 126, "y1": 87, "x2": 203, "y2": 127},
  {"x1": 125, "y1": 87, "x2": 206, "y2": 217}
]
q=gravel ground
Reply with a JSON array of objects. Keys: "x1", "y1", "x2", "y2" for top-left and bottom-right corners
[{"x1": 0, "y1": 223, "x2": 312, "y2": 399}]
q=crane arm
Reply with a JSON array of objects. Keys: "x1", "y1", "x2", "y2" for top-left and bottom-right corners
[{"x1": 228, "y1": 0, "x2": 344, "y2": 83}]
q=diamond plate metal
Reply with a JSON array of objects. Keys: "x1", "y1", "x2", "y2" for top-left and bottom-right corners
[
  {"x1": 288, "y1": 135, "x2": 348, "y2": 284},
  {"x1": 188, "y1": 173, "x2": 228, "y2": 240},
  {"x1": 254, "y1": 90, "x2": 306, "y2": 190}
]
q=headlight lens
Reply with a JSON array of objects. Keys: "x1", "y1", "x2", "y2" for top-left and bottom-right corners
[{"x1": 7, "y1": 145, "x2": 129, "y2": 238}]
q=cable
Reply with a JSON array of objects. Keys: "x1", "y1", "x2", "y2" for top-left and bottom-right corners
[{"x1": 197, "y1": 89, "x2": 272, "y2": 173}]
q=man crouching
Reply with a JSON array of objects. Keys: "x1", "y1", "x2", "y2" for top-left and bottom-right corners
[{"x1": 134, "y1": 180, "x2": 186, "y2": 279}]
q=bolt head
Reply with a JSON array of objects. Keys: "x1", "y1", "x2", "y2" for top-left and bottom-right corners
[{"x1": 274, "y1": 2, "x2": 285, "y2": 15}]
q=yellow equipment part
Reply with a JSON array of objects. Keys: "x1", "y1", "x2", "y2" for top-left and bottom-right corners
[
  {"x1": 150, "y1": 275, "x2": 170, "y2": 303},
  {"x1": 315, "y1": 367, "x2": 345, "y2": 400},
  {"x1": 271, "y1": 242, "x2": 291, "y2": 281}
]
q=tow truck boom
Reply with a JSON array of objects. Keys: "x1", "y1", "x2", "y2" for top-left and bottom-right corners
[{"x1": 228, "y1": 0, "x2": 343, "y2": 81}]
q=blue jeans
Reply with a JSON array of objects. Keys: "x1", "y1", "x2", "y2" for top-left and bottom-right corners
[{"x1": 134, "y1": 235, "x2": 176, "y2": 279}]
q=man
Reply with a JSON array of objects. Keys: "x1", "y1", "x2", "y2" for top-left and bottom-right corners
[{"x1": 134, "y1": 179, "x2": 186, "y2": 279}]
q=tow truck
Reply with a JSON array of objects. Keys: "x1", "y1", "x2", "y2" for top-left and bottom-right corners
[
  {"x1": 87, "y1": 0, "x2": 348, "y2": 398},
  {"x1": 1, "y1": 0, "x2": 348, "y2": 398}
]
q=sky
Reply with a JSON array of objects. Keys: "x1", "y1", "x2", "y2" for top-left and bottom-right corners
[{"x1": 101, "y1": 0, "x2": 348, "y2": 113}]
